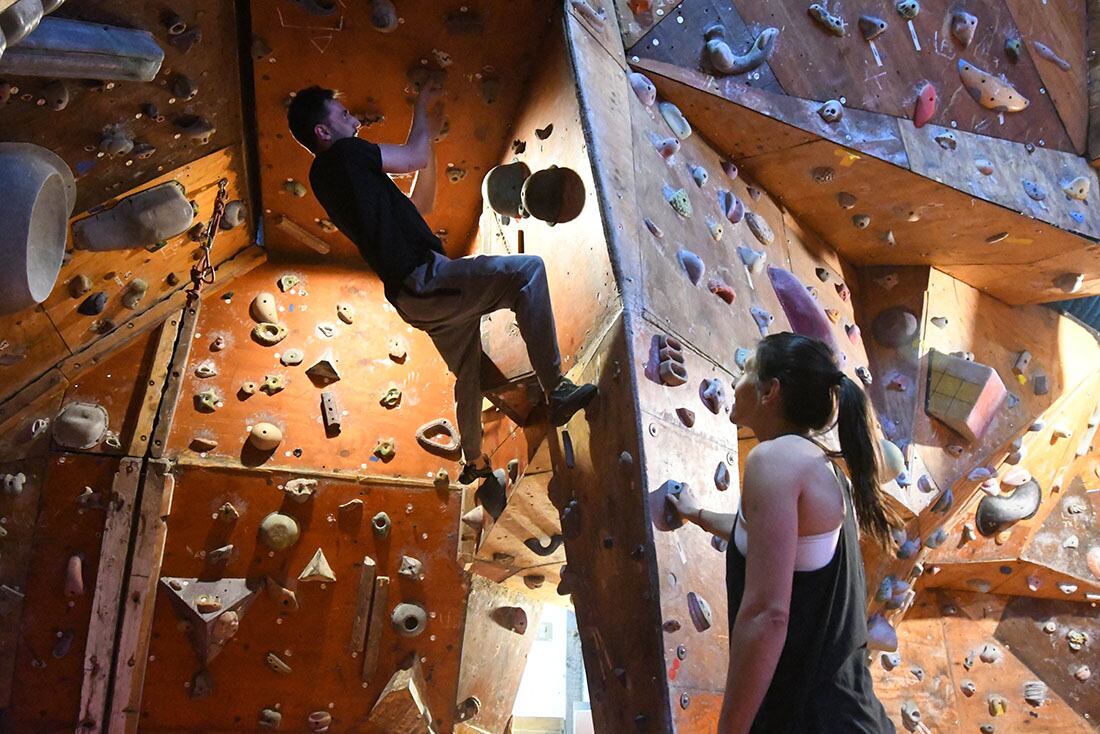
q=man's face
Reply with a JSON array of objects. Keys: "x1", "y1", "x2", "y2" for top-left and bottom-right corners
[{"x1": 317, "y1": 98, "x2": 360, "y2": 145}]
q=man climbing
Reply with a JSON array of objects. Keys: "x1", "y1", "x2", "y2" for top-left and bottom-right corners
[{"x1": 287, "y1": 85, "x2": 597, "y2": 484}]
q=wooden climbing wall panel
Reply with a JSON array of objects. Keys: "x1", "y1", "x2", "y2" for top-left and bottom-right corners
[
  {"x1": 248, "y1": 0, "x2": 557, "y2": 262},
  {"x1": 635, "y1": 59, "x2": 1100, "y2": 304},
  {"x1": 163, "y1": 261, "x2": 465, "y2": 480},
  {"x1": 0, "y1": 0, "x2": 248, "y2": 214},
  {"x1": 455, "y1": 576, "x2": 543, "y2": 733},
  {"x1": 0, "y1": 144, "x2": 256, "y2": 408},
  {"x1": 1, "y1": 453, "x2": 117, "y2": 731},
  {"x1": 138, "y1": 462, "x2": 467, "y2": 733},
  {"x1": 636, "y1": 0, "x2": 1077, "y2": 152},
  {"x1": 614, "y1": 0, "x2": 686, "y2": 48},
  {"x1": 472, "y1": 19, "x2": 622, "y2": 379}
]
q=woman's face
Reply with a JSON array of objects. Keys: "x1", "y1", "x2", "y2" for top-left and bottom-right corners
[{"x1": 731, "y1": 353, "x2": 761, "y2": 429}]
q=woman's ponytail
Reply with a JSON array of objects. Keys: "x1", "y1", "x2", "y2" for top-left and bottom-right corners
[{"x1": 836, "y1": 374, "x2": 899, "y2": 548}]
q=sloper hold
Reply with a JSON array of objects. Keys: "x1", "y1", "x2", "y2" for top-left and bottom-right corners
[
  {"x1": 677, "y1": 248, "x2": 705, "y2": 285},
  {"x1": 53, "y1": 401, "x2": 109, "y2": 449},
  {"x1": 745, "y1": 211, "x2": 773, "y2": 245},
  {"x1": 976, "y1": 479, "x2": 1041, "y2": 536},
  {"x1": 924, "y1": 349, "x2": 1007, "y2": 443},
  {"x1": 73, "y1": 181, "x2": 194, "y2": 251},
  {"x1": 958, "y1": 60, "x2": 1029, "y2": 112},
  {"x1": 658, "y1": 101, "x2": 691, "y2": 140},
  {"x1": 750, "y1": 306, "x2": 774, "y2": 337},
  {"x1": 1031, "y1": 40, "x2": 1070, "y2": 71},
  {"x1": 950, "y1": 12, "x2": 977, "y2": 48},
  {"x1": 913, "y1": 82, "x2": 936, "y2": 127},
  {"x1": 767, "y1": 266, "x2": 841, "y2": 356},
  {"x1": 807, "y1": 3, "x2": 846, "y2": 36},
  {"x1": 703, "y1": 23, "x2": 779, "y2": 75},
  {"x1": 306, "y1": 351, "x2": 341, "y2": 382},
  {"x1": 159, "y1": 577, "x2": 260, "y2": 664},
  {"x1": 857, "y1": 15, "x2": 887, "y2": 40},
  {"x1": 628, "y1": 71, "x2": 656, "y2": 106}
]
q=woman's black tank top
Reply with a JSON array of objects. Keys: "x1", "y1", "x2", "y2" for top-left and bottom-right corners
[{"x1": 725, "y1": 463, "x2": 895, "y2": 733}]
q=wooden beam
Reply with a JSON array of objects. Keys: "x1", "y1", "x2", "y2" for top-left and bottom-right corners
[
  {"x1": 148, "y1": 302, "x2": 200, "y2": 460},
  {"x1": 0, "y1": 367, "x2": 67, "y2": 428},
  {"x1": 361, "y1": 576, "x2": 391, "y2": 685},
  {"x1": 77, "y1": 457, "x2": 143, "y2": 734},
  {"x1": 108, "y1": 460, "x2": 174, "y2": 734},
  {"x1": 351, "y1": 556, "x2": 378, "y2": 654},
  {"x1": 1086, "y1": 0, "x2": 1100, "y2": 161},
  {"x1": 124, "y1": 313, "x2": 184, "y2": 457},
  {"x1": 271, "y1": 214, "x2": 332, "y2": 254}
]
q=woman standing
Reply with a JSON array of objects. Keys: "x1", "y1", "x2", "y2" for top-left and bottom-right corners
[{"x1": 669, "y1": 333, "x2": 898, "y2": 733}]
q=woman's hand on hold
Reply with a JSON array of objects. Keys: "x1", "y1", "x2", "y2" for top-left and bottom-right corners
[{"x1": 667, "y1": 486, "x2": 702, "y2": 524}]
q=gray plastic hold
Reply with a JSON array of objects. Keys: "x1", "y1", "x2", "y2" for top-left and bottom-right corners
[
  {"x1": 0, "y1": 0, "x2": 44, "y2": 47},
  {"x1": 220, "y1": 200, "x2": 246, "y2": 229},
  {"x1": 73, "y1": 181, "x2": 194, "y2": 251},
  {"x1": 53, "y1": 401, "x2": 108, "y2": 449},
  {"x1": 392, "y1": 602, "x2": 427, "y2": 636},
  {"x1": 976, "y1": 479, "x2": 1041, "y2": 536},
  {"x1": 0, "y1": 17, "x2": 165, "y2": 82},
  {"x1": 704, "y1": 23, "x2": 779, "y2": 75},
  {"x1": 121, "y1": 278, "x2": 148, "y2": 309}
]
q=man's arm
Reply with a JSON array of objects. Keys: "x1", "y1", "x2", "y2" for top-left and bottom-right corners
[
  {"x1": 408, "y1": 144, "x2": 438, "y2": 216},
  {"x1": 378, "y1": 86, "x2": 442, "y2": 174}
]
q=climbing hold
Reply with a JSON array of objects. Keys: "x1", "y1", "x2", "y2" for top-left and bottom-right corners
[
  {"x1": 666, "y1": 187, "x2": 692, "y2": 217},
  {"x1": 369, "y1": 0, "x2": 398, "y2": 32},
  {"x1": 415, "y1": 418, "x2": 461, "y2": 456},
  {"x1": 705, "y1": 218, "x2": 723, "y2": 241},
  {"x1": 818, "y1": 99, "x2": 843, "y2": 123},
  {"x1": 372, "y1": 511, "x2": 391, "y2": 537},
  {"x1": 852, "y1": 214, "x2": 870, "y2": 229},
  {"x1": 855, "y1": 366, "x2": 872, "y2": 385},
  {"x1": 1032, "y1": 40, "x2": 1070, "y2": 71},
  {"x1": 715, "y1": 461, "x2": 730, "y2": 491},
  {"x1": 524, "y1": 535, "x2": 563, "y2": 557},
  {"x1": 373, "y1": 438, "x2": 396, "y2": 460},
  {"x1": 280, "y1": 349, "x2": 304, "y2": 367},
  {"x1": 976, "y1": 479, "x2": 1041, "y2": 536},
  {"x1": 655, "y1": 137, "x2": 680, "y2": 160},
  {"x1": 252, "y1": 323, "x2": 288, "y2": 346},
  {"x1": 677, "y1": 248, "x2": 705, "y2": 286},
  {"x1": 900, "y1": 702, "x2": 922, "y2": 730},
  {"x1": 656, "y1": 334, "x2": 687, "y2": 387},
  {"x1": 811, "y1": 166, "x2": 834, "y2": 183},
  {"x1": 265, "y1": 652, "x2": 293, "y2": 674},
  {"x1": 306, "y1": 351, "x2": 341, "y2": 383},
  {"x1": 925, "y1": 350, "x2": 1007, "y2": 442},
  {"x1": 298, "y1": 548, "x2": 336, "y2": 583},
  {"x1": 745, "y1": 211, "x2": 774, "y2": 245},
  {"x1": 259, "y1": 709, "x2": 282, "y2": 729},
  {"x1": 676, "y1": 408, "x2": 695, "y2": 427},
  {"x1": 686, "y1": 591, "x2": 712, "y2": 631},
  {"x1": 703, "y1": 23, "x2": 779, "y2": 75},
  {"x1": 691, "y1": 164, "x2": 709, "y2": 188},
  {"x1": 170, "y1": 73, "x2": 198, "y2": 101},
  {"x1": 935, "y1": 130, "x2": 957, "y2": 150},
  {"x1": 718, "y1": 189, "x2": 744, "y2": 223},
  {"x1": 53, "y1": 402, "x2": 109, "y2": 450},
  {"x1": 879, "y1": 439, "x2": 906, "y2": 482},
  {"x1": 220, "y1": 200, "x2": 246, "y2": 230},
  {"x1": 41, "y1": 79, "x2": 69, "y2": 111},
  {"x1": 259, "y1": 512, "x2": 299, "y2": 550},
  {"x1": 276, "y1": 274, "x2": 299, "y2": 293},
  {"x1": 492, "y1": 606, "x2": 528, "y2": 635},
  {"x1": 249, "y1": 422, "x2": 283, "y2": 451},
  {"x1": 643, "y1": 217, "x2": 663, "y2": 238},
  {"x1": 379, "y1": 385, "x2": 402, "y2": 409},
  {"x1": 701, "y1": 378, "x2": 725, "y2": 414},
  {"x1": 858, "y1": 15, "x2": 887, "y2": 40},
  {"x1": 750, "y1": 305, "x2": 774, "y2": 337},
  {"x1": 99, "y1": 129, "x2": 134, "y2": 157},
  {"x1": 988, "y1": 694, "x2": 1007, "y2": 716},
  {"x1": 722, "y1": 160, "x2": 739, "y2": 180},
  {"x1": 250, "y1": 292, "x2": 278, "y2": 323},
  {"x1": 260, "y1": 374, "x2": 285, "y2": 395},
  {"x1": 807, "y1": 4, "x2": 846, "y2": 36},
  {"x1": 895, "y1": 0, "x2": 919, "y2": 20},
  {"x1": 1062, "y1": 176, "x2": 1090, "y2": 201},
  {"x1": 950, "y1": 12, "x2": 977, "y2": 48},
  {"x1": 737, "y1": 245, "x2": 767, "y2": 274},
  {"x1": 282, "y1": 478, "x2": 317, "y2": 503},
  {"x1": 767, "y1": 266, "x2": 840, "y2": 354},
  {"x1": 1054, "y1": 272, "x2": 1084, "y2": 294},
  {"x1": 282, "y1": 179, "x2": 307, "y2": 197},
  {"x1": 1023, "y1": 179, "x2": 1046, "y2": 201},
  {"x1": 958, "y1": 60, "x2": 1029, "y2": 113},
  {"x1": 868, "y1": 614, "x2": 898, "y2": 651},
  {"x1": 307, "y1": 711, "x2": 333, "y2": 732},
  {"x1": 837, "y1": 193, "x2": 858, "y2": 210},
  {"x1": 175, "y1": 115, "x2": 217, "y2": 143},
  {"x1": 872, "y1": 307, "x2": 918, "y2": 348},
  {"x1": 708, "y1": 279, "x2": 736, "y2": 304},
  {"x1": 77, "y1": 291, "x2": 108, "y2": 316},
  {"x1": 628, "y1": 72, "x2": 656, "y2": 106},
  {"x1": 392, "y1": 602, "x2": 427, "y2": 636},
  {"x1": 1, "y1": 472, "x2": 27, "y2": 496},
  {"x1": 913, "y1": 82, "x2": 936, "y2": 127},
  {"x1": 658, "y1": 101, "x2": 691, "y2": 140}
]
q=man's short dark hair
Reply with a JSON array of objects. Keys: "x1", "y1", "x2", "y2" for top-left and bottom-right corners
[{"x1": 287, "y1": 86, "x2": 336, "y2": 152}]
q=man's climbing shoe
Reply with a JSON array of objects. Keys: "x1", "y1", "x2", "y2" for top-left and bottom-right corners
[
  {"x1": 458, "y1": 457, "x2": 494, "y2": 485},
  {"x1": 548, "y1": 378, "x2": 598, "y2": 427}
]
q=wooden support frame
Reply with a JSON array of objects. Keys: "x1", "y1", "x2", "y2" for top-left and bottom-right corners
[
  {"x1": 107, "y1": 460, "x2": 175, "y2": 733},
  {"x1": 361, "y1": 576, "x2": 391, "y2": 685},
  {"x1": 77, "y1": 457, "x2": 143, "y2": 734},
  {"x1": 124, "y1": 312, "x2": 185, "y2": 457},
  {"x1": 149, "y1": 302, "x2": 201, "y2": 460},
  {"x1": 1087, "y1": 0, "x2": 1100, "y2": 162}
]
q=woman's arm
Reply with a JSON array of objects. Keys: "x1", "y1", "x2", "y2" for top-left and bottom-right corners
[
  {"x1": 718, "y1": 442, "x2": 801, "y2": 734},
  {"x1": 666, "y1": 486, "x2": 736, "y2": 539}
]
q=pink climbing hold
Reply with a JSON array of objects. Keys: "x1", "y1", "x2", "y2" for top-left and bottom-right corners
[
  {"x1": 914, "y1": 82, "x2": 936, "y2": 128},
  {"x1": 766, "y1": 265, "x2": 841, "y2": 356},
  {"x1": 835, "y1": 282, "x2": 850, "y2": 301},
  {"x1": 718, "y1": 189, "x2": 744, "y2": 224},
  {"x1": 845, "y1": 322, "x2": 861, "y2": 344}
]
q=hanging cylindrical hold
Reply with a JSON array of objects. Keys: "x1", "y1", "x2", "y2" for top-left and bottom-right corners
[{"x1": 65, "y1": 553, "x2": 84, "y2": 596}]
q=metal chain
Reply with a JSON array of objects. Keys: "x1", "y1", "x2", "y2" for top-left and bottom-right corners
[{"x1": 186, "y1": 177, "x2": 230, "y2": 304}]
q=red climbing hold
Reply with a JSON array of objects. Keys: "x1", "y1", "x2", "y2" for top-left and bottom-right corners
[
  {"x1": 914, "y1": 82, "x2": 936, "y2": 128},
  {"x1": 707, "y1": 279, "x2": 736, "y2": 304}
]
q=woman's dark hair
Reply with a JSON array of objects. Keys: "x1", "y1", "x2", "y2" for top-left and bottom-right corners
[
  {"x1": 753, "y1": 332, "x2": 899, "y2": 547},
  {"x1": 287, "y1": 86, "x2": 337, "y2": 152}
]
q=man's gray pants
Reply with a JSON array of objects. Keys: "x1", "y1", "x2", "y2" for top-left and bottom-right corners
[{"x1": 391, "y1": 251, "x2": 562, "y2": 462}]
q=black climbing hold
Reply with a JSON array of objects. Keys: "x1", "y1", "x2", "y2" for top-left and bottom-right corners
[
  {"x1": 77, "y1": 291, "x2": 107, "y2": 315},
  {"x1": 524, "y1": 534, "x2": 564, "y2": 557},
  {"x1": 976, "y1": 479, "x2": 1041, "y2": 536},
  {"x1": 475, "y1": 469, "x2": 508, "y2": 520}
]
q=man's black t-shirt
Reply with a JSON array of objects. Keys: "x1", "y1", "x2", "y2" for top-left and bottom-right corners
[{"x1": 309, "y1": 137, "x2": 444, "y2": 299}]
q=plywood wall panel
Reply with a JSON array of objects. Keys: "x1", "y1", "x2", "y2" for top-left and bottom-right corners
[
  {"x1": 250, "y1": 0, "x2": 557, "y2": 262},
  {"x1": 0, "y1": 309, "x2": 72, "y2": 405},
  {"x1": 616, "y1": 0, "x2": 686, "y2": 48},
  {"x1": 727, "y1": 0, "x2": 1074, "y2": 151},
  {"x1": 139, "y1": 463, "x2": 467, "y2": 733},
  {"x1": 163, "y1": 261, "x2": 465, "y2": 480},
  {"x1": 0, "y1": 0, "x2": 247, "y2": 214},
  {"x1": 2, "y1": 454, "x2": 116, "y2": 730}
]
